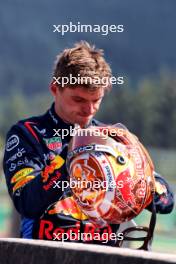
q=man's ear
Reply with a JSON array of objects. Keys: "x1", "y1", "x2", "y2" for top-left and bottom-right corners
[{"x1": 50, "y1": 82, "x2": 58, "y2": 97}]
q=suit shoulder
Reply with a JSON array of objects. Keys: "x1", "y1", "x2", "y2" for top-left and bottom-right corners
[{"x1": 5, "y1": 111, "x2": 47, "y2": 141}]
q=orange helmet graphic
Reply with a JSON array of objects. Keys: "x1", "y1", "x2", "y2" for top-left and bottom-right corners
[{"x1": 67, "y1": 125, "x2": 155, "y2": 226}]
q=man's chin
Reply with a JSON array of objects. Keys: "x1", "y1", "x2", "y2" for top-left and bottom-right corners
[{"x1": 76, "y1": 116, "x2": 92, "y2": 127}]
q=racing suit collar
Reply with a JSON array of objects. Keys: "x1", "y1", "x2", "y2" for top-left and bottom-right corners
[{"x1": 48, "y1": 103, "x2": 74, "y2": 129}]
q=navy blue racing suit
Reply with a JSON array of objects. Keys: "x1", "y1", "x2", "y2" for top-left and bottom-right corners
[{"x1": 3, "y1": 103, "x2": 174, "y2": 244}]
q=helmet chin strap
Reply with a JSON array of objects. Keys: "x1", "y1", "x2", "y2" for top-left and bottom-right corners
[
  {"x1": 141, "y1": 199, "x2": 156, "y2": 251},
  {"x1": 115, "y1": 197, "x2": 156, "y2": 251}
]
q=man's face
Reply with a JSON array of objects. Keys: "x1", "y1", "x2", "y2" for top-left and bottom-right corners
[{"x1": 51, "y1": 85, "x2": 104, "y2": 127}]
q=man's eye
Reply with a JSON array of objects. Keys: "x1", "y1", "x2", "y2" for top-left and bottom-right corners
[
  {"x1": 74, "y1": 98, "x2": 84, "y2": 103},
  {"x1": 93, "y1": 99, "x2": 101, "y2": 103},
  {"x1": 73, "y1": 98, "x2": 101, "y2": 103}
]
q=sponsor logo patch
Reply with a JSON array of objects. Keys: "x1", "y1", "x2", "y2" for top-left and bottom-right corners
[
  {"x1": 6, "y1": 148, "x2": 26, "y2": 164},
  {"x1": 6, "y1": 135, "x2": 19, "y2": 151},
  {"x1": 11, "y1": 167, "x2": 34, "y2": 183},
  {"x1": 44, "y1": 137, "x2": 62, "y2": 151},
  {"x1": 47, "y1": 196, "x2": 88, "y2": 220},
  {"x1": 11, "y1": 167, "x2": 35, "y2": 193},
  {"x1": 9, "y1": 157, "x2": 29, "y2": 172},
  {"x1": 41, "y1": 155, "x2": 65, "y2": 182}
]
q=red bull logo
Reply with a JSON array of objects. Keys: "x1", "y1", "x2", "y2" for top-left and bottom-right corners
[
  {"x1": 48, "y1": 196, "x2": 88, "y2": 220},
  {"x1": 41, "y1": 155, "x2": 65, "y2": 182},
  {"x1": 116, "y1": 169, "x2": 136, "y2": 208},
  {"x1": 38, "y1": 219, "x2": 115, "y2": 242}
]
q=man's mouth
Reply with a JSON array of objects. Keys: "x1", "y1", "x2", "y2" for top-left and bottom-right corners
[{"x1": 79, "y1": 113, "x2": 94, "y2": 118}]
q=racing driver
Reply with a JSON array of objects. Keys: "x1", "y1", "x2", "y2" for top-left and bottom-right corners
[{"x1": 3, "y1": 41, "x2": 174, "y2": 246}]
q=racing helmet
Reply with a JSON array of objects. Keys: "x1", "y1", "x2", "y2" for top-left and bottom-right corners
[{"x1": 66, "y1": 125, "x2": 155, "y2": 226}]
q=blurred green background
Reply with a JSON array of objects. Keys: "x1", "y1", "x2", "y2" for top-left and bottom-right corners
[{"x1": 0, "y1": 0, "x2": 176, "y2": 254}]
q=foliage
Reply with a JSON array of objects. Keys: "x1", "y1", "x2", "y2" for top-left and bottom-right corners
[{"x1": 97, "y1": 74, "x2": 176, "y2": 148}]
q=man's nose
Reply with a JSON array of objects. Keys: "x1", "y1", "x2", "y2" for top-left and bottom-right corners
[{"x1": 83, "y1": 103, "x2": 95, "y2": 115}]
